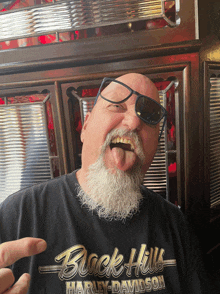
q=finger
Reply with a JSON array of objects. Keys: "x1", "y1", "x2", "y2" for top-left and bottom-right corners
[
  {"x1": 0, "y1": 238, "x2": 47, "y2": 268},
  {"x1": 0, "y1": 268, "x2": 15, "y2": 293},
  {"x1": 4, "y1": 273, "x2": 31, "y2": 294}
]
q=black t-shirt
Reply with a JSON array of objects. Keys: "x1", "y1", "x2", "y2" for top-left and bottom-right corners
[{"x1": 0, "y1": 171, "x2": 212, "y2": 293}]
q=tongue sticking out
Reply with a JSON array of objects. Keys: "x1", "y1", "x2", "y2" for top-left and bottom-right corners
[{"x1": 111, "y1": 147, "x2": 137, "y2": 171}]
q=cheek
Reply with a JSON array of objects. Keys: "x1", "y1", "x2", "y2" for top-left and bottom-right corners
[
  {"x1": 84, "y1": 116, "x2": 115, "y2": 151},
  {"x1": 141, "y1": 128, "x2": 159, "y2": 161},
  {"x1": 92, "y1": 113, "x2": 121, "y2": 138},
  {"x1": 142, "y1": 125, "x2": 159, "y2": 144}
]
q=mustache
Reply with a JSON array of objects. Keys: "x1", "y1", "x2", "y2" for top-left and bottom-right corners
[{"x1": 101, "y1": 129, "x2": 145, "y2": 163}]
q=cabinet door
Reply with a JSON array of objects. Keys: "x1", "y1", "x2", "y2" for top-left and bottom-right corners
[
  {"x1": 0, "y1": 84, "x2": 65, "y2": 202},
  {"x1": 61, "y1": 53, "x2": 199, "y2": 211}
]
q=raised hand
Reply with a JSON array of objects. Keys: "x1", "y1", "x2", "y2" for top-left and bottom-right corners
[{"x1": 0, "y1": 238, "x2": 47, "y2": 294}]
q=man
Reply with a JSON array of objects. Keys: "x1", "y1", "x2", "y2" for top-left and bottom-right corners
[{"x1": 0, "y1": 73, "x2": 212, "y2": 293}]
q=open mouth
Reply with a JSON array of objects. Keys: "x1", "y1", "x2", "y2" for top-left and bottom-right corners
[
  {"x1": 110, "y1": 137, "x2": 135, "y2": 152},
  {"x1": 110, "y1": 142, "x2": 133, "y2": 152},
  {"x1": 107, "y1": 136, "x2": 137, "y2": 171}
]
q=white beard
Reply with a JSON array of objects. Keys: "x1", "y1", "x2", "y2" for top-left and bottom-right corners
[{"x1": 77, "y1": 129, "x2": 146, "y2": 221}]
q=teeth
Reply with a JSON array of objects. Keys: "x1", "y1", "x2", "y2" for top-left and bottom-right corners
[{"x1": 111, "y1": 136, "x2": 135, "y2": 151}]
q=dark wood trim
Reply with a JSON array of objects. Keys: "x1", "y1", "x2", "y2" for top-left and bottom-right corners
[
  {"x1": 0, "y1": 55, "x2": 199, "y2": 88},
  {"x1": 54, "y1": 81, "x2": 69, "y2": 175},
  {"x1": 0, "y1": 39, "x2": 202, "y2": 76}
]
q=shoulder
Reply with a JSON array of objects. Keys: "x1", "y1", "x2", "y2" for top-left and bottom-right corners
[
  {"x1": 140, "y1": 186, "x2": 196, "y2": 254},
  {"x1": 140, "y1": 185, "x2": 187, "y2": 226},
  {"x1": 0, "y1": 171, "x2": 78, "y2": 214},
  {"x1": 0, "y1": 171, "x2": 79, "y2": 242},
  {"x1": 141, "y1": 185, "x2": 180, "y2": 211}
]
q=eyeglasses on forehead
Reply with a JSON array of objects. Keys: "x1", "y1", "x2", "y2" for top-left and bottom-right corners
[{"x1": 94, "y1": 77, "x2": 168, "y2": 141}]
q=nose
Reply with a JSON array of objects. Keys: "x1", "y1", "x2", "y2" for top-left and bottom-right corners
[{"x1": 121, "y1": 107, "x2": 143, "y2": 131}]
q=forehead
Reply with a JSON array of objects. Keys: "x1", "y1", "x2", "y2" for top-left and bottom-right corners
[
  {"x1": 101, "y1": 80, "x2": 131, "y2": 99},
  {"x1": 104, "y1": 76, "x2": 157, "y2": 98},
  {"x1": 103, "y1": 78, "x2": 139, "y2": 94}
]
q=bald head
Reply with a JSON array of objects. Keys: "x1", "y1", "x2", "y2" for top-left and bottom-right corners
[
  {"x1": 94, "y1": 73, "x2": 160, "y2": 108},
  {"x1": 116, "y1": 73, "x2": 160, "y2": 103}
]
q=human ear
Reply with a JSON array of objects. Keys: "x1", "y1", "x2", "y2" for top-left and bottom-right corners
[{"x1": 80, "y1": 112, "x2": 91, "y2": 143}]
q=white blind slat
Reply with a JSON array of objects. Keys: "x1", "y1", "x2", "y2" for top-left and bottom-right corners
[
  {"x1": 0, "y1": 103, "x2": 52, "y2": 203},
  {"x1": 210, "y1": 77, "x2": 220, "y2": 208}
]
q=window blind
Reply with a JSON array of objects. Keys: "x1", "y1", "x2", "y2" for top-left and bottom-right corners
[
  {"x1": 142, "y1": 91, "x2": 167, "y2": 195},
  {"x1": 0, "y1": 103, "x2": 52, "y2": 202},
  {"x1": 210, "y1": 77, "x2": 220, "y2": 208}
]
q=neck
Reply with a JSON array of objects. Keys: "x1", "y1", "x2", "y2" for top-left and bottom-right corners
[{"x1": 76, "y1": 168, "x2": 89, "y2": 194}]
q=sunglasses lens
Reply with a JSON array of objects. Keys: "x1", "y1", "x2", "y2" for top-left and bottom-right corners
[{"x1": 136, "y1": 96, "x2": 163, "y2": 124}]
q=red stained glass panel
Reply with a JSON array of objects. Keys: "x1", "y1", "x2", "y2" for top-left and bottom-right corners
[
  {"x1": 45, "y1": 100, "x2": 57, "y2": 157},
  {"x1": 0, "y1": 98, "x2": 5, "y2": 104}
]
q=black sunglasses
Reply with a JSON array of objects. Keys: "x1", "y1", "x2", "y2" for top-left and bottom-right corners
[{"x1": 95, "y1": 77, "x2": 167, "y2": 141}]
